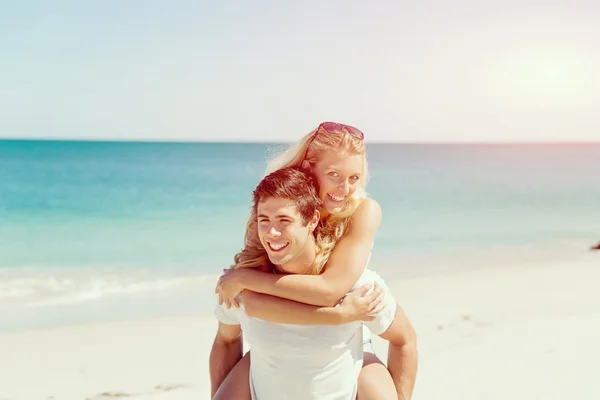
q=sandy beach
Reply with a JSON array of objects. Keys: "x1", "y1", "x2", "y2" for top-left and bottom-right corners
[{"x1": 1, "y1": 253, "x2": 598, "y2": 400}]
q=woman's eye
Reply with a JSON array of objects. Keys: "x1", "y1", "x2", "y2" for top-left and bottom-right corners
[
  {"x1": 350, "y1": 175, "x2": 359, "y2": 182},
  {"x1": 328, "y1": 172, "x2": 339, "y2": 177}
]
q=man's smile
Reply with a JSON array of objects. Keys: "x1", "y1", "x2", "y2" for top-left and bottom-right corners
[{"x1": 267, "y1": 241, "x2": 290, "y2": 252}]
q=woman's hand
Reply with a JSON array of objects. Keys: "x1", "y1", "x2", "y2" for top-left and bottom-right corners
[
  {"x1": 215, "y1": 268, "x2": 249, "y2": 308},
  {"x1": 337, "y1": 282, "x2": 386, "y2": 323}
]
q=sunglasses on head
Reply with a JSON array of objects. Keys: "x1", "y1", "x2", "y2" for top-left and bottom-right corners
[{"x1": 316, "y1": 122, "x2": 365, "y2": 141}]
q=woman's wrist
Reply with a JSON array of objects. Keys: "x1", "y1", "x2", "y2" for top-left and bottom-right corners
[{"x1": 333, "y1": 304, "x2": 352, "y2": 325}]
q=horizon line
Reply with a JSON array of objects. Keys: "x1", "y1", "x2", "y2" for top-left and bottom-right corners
[{"x1": 2, "y1": 137, "x2": 600, "y2": 145}]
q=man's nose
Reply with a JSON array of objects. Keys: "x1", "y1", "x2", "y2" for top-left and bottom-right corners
[{"x1": 269, "y1": 226, "x2": 281, "y2": 237}]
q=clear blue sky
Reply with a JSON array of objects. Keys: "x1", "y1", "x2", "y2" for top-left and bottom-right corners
[{"x1": 1, "y1": 1, "x2": 599, "y2": 142}]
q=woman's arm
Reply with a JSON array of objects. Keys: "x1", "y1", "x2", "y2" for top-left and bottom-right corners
[
  {"x1": 239, "y1": 282, "x2": 385, "y2": 325},
  {"x1": 219, "y1": 198, "x2": 382, "y2": 307}
]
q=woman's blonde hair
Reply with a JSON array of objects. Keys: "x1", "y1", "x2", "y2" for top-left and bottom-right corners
[{"x1": 231, "y1": 125, "x2": 369, "y2": 274}]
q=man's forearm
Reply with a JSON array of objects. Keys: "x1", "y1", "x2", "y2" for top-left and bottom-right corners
[
  {"x1": 209, "y1": 337, "x2": 243, "y2": 397},
  {"x1": 388, "y1": 341, "x2": 418, "y2": 400}
]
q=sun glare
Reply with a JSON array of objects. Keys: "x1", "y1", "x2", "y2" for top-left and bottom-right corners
[{"x1": 482, "y1": 46, "x2": 598, "y2": 107}]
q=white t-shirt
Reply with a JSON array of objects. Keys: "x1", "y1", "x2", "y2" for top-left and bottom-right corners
[{"x1": 214, "y1": 269, "x2": 397, "y2": 400}]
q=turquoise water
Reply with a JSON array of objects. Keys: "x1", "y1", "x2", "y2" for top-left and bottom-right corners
[{"x1": 1, "y1": 140, "x2": 599, "y2": 331}]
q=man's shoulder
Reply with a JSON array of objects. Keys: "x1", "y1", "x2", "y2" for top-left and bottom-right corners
[
  {"x1": 214, "y1": 300, "x2": 246, "y2": 325},
  {"x1": 351, "y1": 268, "x2": 382, "y2": 289}
]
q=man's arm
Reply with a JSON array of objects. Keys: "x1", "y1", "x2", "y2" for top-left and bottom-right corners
[
  {"x1": 209, "y1": 322, "x2": 243, "y2": 398},
  {"x1": 378, "y1": 304, "x2": 418, "y2": 400}
]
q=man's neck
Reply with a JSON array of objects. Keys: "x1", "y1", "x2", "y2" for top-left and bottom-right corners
[{"x1": 273, "y1": 239, "x2": 317, "y2": 275}]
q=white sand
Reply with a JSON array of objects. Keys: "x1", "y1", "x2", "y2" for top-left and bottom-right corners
[{"x1": 1, "y1": 254, "x2": 598, "y2": 400}]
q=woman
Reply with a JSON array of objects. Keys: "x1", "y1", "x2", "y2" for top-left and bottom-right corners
[{"x1": 214, "y1": 122, "x2": 407, "y2": 399}]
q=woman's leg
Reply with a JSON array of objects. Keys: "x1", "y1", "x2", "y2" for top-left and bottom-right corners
[
  {"x1": 212, "y1": 351, "x2": 252, "y2": 400},
  {"x1": 357, "y1": 351, "x2": 397, "y2": 400},
  {"x1": 357, "y1": 327, "x2": 397, "y2": 400}
]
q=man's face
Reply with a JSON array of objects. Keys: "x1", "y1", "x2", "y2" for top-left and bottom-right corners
[{"x1": 256, "y1": 197, "x2": 317, "y2": 269}]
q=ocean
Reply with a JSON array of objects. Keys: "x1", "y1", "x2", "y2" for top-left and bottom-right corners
[{"x1": 1, "y1": 140, "x2": 598, "y2": 332}]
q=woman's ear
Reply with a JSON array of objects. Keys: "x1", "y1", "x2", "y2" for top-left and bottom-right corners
[{"x1": 301, "y1": 160, "x2": 311, "y2": 170}]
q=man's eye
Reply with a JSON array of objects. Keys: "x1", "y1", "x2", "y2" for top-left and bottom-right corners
[{"x1": 258, "y1": 219, "x2": 269, "y2": 224}]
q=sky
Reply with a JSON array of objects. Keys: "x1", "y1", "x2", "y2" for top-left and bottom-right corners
[{"x1": 1, "y1": 0, "x2": 599, "y2": 143}]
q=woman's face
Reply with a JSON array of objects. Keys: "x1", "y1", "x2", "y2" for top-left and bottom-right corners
[{"x1": 311, "y1": 151, "x2": 364, "y2": 217}]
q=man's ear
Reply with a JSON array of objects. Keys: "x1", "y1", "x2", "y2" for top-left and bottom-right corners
[
  {"x1": 309, "y1": 210, "x2": 320, "y2": 232},
  {"x1": 301, "y1": 160, "x2": 311, "y2": 170}
]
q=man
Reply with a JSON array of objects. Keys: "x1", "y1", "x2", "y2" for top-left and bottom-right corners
[{"x1": 209, "y1": 167, "x2": 417, "y2": 399}]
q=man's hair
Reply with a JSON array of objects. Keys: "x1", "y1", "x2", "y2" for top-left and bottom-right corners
[{"x1": 252, "y1": 166, "x2": 322, "y2": 225}]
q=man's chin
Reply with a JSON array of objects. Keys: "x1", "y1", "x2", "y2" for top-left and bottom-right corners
[{"x1": 267, "y1": 254, "x2": 288, "y2": 266}]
